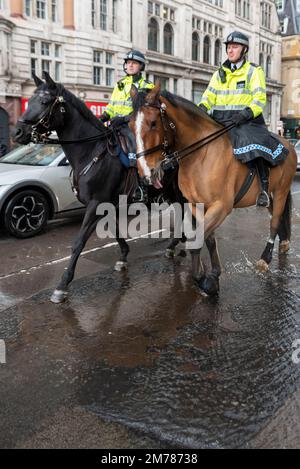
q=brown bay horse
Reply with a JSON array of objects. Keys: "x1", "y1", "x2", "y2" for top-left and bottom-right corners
[{"x1": 129, "y1": 84, "x2": 297, "y2": 295}]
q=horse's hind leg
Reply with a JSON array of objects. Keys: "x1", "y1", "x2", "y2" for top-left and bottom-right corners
[
  {"x1": 115, "y1": 225, "x2": 130, "y2": 271},
  {"x1": 257, "y1": 190, "x2": 292, "y2": 272},
  {"x1": 51, "y1": 200, "x2": 99, "y2": 303}
]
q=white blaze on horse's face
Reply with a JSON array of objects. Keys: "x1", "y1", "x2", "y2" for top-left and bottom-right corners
[{"x1": 136, "y1": 110, "x2": 151, "y2": 180}]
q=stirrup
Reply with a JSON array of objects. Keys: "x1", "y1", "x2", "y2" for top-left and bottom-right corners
[
  {"x1": 132, "y1": 185, "x2": 148, "y2": 203},
  {"x1": 256, "y1": 190, "x2": 270, "y2": 208}
]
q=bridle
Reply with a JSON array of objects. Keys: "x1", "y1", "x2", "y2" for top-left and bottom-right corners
[
  {"x1": 18, "y1": 94, "x2": 67, "y2": 144},
  {"x1": 17, "y1": 92, "x2": 113, "y2": 145},
  {"x1": 135, "y1": 101, "x2": 236, "y2": 171},
  {"x1": 135, "y1": 102, "x2": 177, "y2": 161}
]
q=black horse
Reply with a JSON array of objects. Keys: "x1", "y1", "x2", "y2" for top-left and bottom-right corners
[{"x1": 13, "y1": 73, "x2": 182, "y2": 303}]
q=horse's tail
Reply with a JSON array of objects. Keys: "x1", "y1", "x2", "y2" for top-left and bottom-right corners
[{"x1": 278, "y1": 190, "x2": 292, "y2": 242}]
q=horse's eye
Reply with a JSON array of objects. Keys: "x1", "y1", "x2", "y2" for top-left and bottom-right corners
[{"x1": 150, "y1": 121, "x2": 157, "y2": 129}]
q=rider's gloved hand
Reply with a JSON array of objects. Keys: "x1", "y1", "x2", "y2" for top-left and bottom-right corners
[
  {"x1": 230, "y1": 107, "x2": 254, "y2": 126},
  {"x1": 111, "y1": 115, "x2": 130, "y2": 128},
  {"x1": 199, "y1": 103, "x2": 209, "y2": 114},
  {"x1": 99, "y1": 111, "x2": 110, "y2": 123}
]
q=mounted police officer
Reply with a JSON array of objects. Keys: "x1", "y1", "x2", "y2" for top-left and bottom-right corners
[
  {"x1": 100, "y1": 50, "x2": 154, "y2": 201},
  {"x1": 199, "y1": 31, "x2": 288, "y2": 208}
]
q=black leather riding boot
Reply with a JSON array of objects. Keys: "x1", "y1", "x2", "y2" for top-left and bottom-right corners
[{"x1": 255, "y1": 158, "x2": 270, "y2": 208}]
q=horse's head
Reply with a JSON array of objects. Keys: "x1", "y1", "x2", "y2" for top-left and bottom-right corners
[
  {"x1": 13, "y1": 72, "x2": 66, "y2": 144},
  {"x1": 129, "y1": 83, "x2": 176, "y2": 189}
]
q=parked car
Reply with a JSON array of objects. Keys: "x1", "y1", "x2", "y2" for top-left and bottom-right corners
[
  {"x1": 295, "y1": 140, "x2": 300, "y2": 171},
  {"x1": 0, "y1": 144, "x2": 85, "y2": 238}
]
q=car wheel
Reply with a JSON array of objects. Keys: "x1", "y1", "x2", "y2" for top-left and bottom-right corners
[{"x1": 4, "y1": 190, "x2": 49, "y2": 238}]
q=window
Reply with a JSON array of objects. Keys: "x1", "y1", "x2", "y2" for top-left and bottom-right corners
[
  {"x1": 25, "y1": 0, "x2": 32, "y2": 16},
  {"x1": 275, "y1": 0, "x2": 284, "y2": 10},
  {"x1": 24, "y1": 0, "x2": 59, "y2": 21},
  {"x1": 100, "y1": 0, "x2": 107, "y2": 30},
  {"x1": 164, "y1": 23, "x2": 174, "y2": 55},
  {"x1": 30, "y1": 39, "x2": 62, "y2": 80},
  {"x1": 91, "y1": 0, "x2": 96, "y2": 27},
  {"x1": 91, "y1": 0, "x2": 117, "y2": 32},
  {"x1": 263, "y1": 95, "x2": 272, "y2": 123},
  {"x1": 261, "y1": 2, "x2": 272, "y2": 29},
  {"x1": 154, "y1": 75, "x2": 169, "y2": 91},
  {"x1": 93, "y1": 50, "x2": 115, "y2": 86},
  {"x1": 148, "y1": 18, "x2": 159, "y2": 52},
  {"x1": 235, "y1": 0, "x2": 250, "y2": 20},
  {"x1": 266, "y1": 56, "x2": 271, "y2": 78},
  {"x1": 259, "y1": 52, "x2": 264, "y2": 67},
  {"x1": 36, "y1": 0, "x2": 46, "y2": 19},
  {"x1": 112, "y1": 0, "x2": 117, "y2": 32},
  {"x1": 192, "y1": 82, "x2": 207, "y2": 104},
  {"x1": 214, "y1": 39, "x2": 221, "y2": 66},
  {"x1": 203, "y1": 36, "x2": 211, "y2": 64},
  {"x1": 51, "y1": 0, "x2": 57, "y2": 21},
  {"x1": 192, "y1": 32, "x2": 200, "y2": 61}
]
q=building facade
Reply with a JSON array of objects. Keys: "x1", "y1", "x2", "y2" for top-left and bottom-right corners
[
  {"x1": 276, "y1": 0, "x2": 300, "y2": 138},
  {"x1": 0, "y1": 0, "x2": 283, "y2": 150}
]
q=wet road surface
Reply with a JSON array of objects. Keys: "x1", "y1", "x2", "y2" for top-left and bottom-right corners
[{"x1": 0, "y1": 177, "x2": 300, "y2": 448}]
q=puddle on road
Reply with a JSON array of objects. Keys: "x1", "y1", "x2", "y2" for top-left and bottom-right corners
[{"x1": 1, "y1": 213, "x2": 300, "y2": 448}]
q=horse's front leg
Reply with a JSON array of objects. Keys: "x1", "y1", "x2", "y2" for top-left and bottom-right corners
[
  {"x1": 51, "y1": 200, "x2": 99, "y2": 303},
  {"x1": 198, "y1": 233, "x2": 221, "y2": 295},
  {"x1": 114, "y1": 215, "x2": 130, "y2": 271},
  {"x1": 191, "y1": 202, "x2": 227, "y2": 295}
]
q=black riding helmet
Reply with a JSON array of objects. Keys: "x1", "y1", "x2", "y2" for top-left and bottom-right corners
[
  {"x1": 224, "y1": 31, "x2": 249, "y2": 63},
  {"x1": 123, "y1": 50, "x2": 146, "y2": 73}
]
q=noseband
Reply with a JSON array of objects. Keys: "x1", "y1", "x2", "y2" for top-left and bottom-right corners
[
  {"x1": 18, "y1": 95, "x2": 66, "y2": 143},
  {"x1": 135, "y1": 102, "x2": 176, "y2": 160}
]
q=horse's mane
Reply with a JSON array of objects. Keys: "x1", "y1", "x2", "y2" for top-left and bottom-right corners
[
  {"x1": 132, "y1": 88, "x2": 216, "y2": 125},
  {"x1": 57, "y1": 84, "x2": 105, "y2": 131}
]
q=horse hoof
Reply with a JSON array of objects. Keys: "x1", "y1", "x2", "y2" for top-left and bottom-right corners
[
  {"x1": 50, "y1": 290, "x2": 68, "y2": 304},
  {"x1": 256, "y1": 259, "x2": 269, "y2": 273},
  {"x1": 279, "y1": 241, "x2": 290, "y2": 254},
  {"x1": 114, "y1": 261, "x2": 128, "y2": 272},
  {"x1": 165, "y1": 249, "x2": 175, "y2": 258},
  {"x1": 197, "y1": 275, "x2": 219, "y2": 296}
]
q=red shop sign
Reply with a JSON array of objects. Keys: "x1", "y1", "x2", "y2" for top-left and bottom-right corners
[{"x1": 21, "y1": 98, "x2": 108, "y2": 118}]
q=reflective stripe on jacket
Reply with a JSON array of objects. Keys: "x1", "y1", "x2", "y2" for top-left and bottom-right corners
[
  {"x1": 199, "y1": 61, "x2": 266, "y2": 118},
  {"x1": 105, "y1": 74, "x2": 154, "y2": 119}
]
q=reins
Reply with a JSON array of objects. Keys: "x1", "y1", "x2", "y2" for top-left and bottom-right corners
[{"x1": 135, "y1": 101, "x2": 236, "y2": 170}]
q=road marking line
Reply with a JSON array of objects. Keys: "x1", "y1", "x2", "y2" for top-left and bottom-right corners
[
  {"x1": 292, "y1": 190, "x2": 300, "y2": 195},
  {"x1": 0, "y1": 229, "x2": 166, "y2": 281}
]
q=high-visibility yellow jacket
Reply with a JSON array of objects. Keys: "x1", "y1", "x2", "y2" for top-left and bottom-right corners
[
  {"x1": 105, "y1": 74, "x2": 154, "y2": 119},
  {"x1": 200, "y1": 60, "x2": 266, "y2": 118}
]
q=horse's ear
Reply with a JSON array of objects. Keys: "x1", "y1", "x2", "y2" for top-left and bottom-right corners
[
  {"x1": 145, "y1": 83, "x2": 161, "y2": 105},
  {"x1": 130, "y1": 85, "x2": 138, "y2": 99},
  {"x1": 32, "y1": 73, "x2": 43, "y2": 88},
  {"x1": 43, "y1": 71, "x2": 57, "y2": 90}
]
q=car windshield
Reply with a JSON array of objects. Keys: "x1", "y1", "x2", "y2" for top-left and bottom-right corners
[{"x1": 0, "y1": 144, "x2": 63, "y2": 166}]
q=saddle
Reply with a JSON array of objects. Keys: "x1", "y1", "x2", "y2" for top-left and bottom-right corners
[{"x1": 115, "y1": 124, "x2": 135, "y2": 156}]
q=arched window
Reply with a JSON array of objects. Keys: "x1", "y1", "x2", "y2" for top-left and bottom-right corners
[
  {"x1": 259, "y1": 52, "x2": 264, "y2": 68},
  {"x1": 164, "y1": 23, "x2": 174, "y2": 55},
  {"x1": 192, "y1": 32, "x2": 200, "y2": 61},
  {"x1": 266, "y1": 55, "x2": 271, "y2": 78},
  {"x1": 148, "y1": 18, "x2": 159, "y2": 52},
  {"x1": 203, "y1": 35, "x2": 211, "y2": 64},
  {"x1": 214, "y1": 39, "x2": 221, "y2": 66}
]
